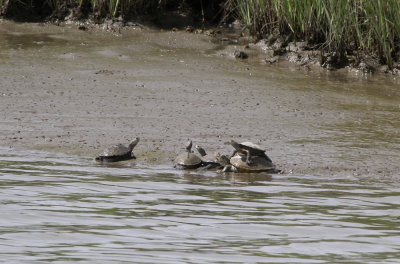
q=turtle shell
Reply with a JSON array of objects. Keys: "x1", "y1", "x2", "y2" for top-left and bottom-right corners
[
  {"x1": 240, "y1": 141, "x2": 264, "y2": 152},
  {"x1": 200, "y1": 153, "x2": 219, "y2": 164},
  {"x1": 101, "y1": 144, "x2": 131, "y2": 157},
  {"x1": 174, "y1": 152, "x2": 202, "y2": 169},
  {"x1": 96, "y1": 138, "x2": 139, "y2": 162},
  {"x1": 230, "y1": 154, "x2": 275, "y2": 173},
  {"x1": 235, "y1": 141, "x2": 272, "y2": 162},
  {"x1": 96, "y1": 144, "x2": 134, "y2": 162}
]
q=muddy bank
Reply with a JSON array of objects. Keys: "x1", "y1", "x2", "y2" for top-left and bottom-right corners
[
  {"x1": 2, "y1": 0, "x2": 399, "y2": 75},
  {"x1": 0, "y1": 21, "x2": 399, "y2": 178}
]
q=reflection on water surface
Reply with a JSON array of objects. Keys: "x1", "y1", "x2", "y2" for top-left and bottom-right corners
[{"x1": 1, "y1": 147, "x2": 399, "y2": 263}]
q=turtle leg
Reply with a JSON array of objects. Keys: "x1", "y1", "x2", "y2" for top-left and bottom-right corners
[
  {"x1": 222, "y1": 165, "x2": 237, "y2": 172},
  {"x1": 230, "y1": 150, "x2": 237, "y2": 158},
  {"x1": 130, "y1": 152, "x2": 136, "y2": 159},
  {"x1": 200, "y1": 164, "x2": 213, "y2": 170},
  {"x1": 244, "y1": 150, "x2": 253, "y2": 165}
]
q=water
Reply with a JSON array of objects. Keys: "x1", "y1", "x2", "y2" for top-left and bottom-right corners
[{"x1": 1, "y1": 147, "x2": 399, "y2": 263}]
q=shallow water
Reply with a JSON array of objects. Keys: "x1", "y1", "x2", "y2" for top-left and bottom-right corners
[{"x1": 1, "y1": 147, "x2": 399, "y2": 263}]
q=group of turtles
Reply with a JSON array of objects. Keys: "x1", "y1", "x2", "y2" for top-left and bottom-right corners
[
  {"x1": 174, "y1": 140, "x2": 277, "y2": 173},
  {"x1": 95, "y1": 137, "x2": 278, "y2": 173}
]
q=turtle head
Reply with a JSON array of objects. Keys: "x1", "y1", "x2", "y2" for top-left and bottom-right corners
[
  {"x1": 129, "y1": 137, "x2": 140, "y2": 150},
  {"x1": 225, "y1": 140, "x2": 240, "y2": 149},
  {"x1": 195, "y1": 145, "x2": 207, "y2": 157},
  {"x1": 185, "y1": 140, "x2": 193, "y2": 153},
  {"x1": 225, "y1": 139, "x2": 234, "y2": 145},
  {"x1": 214, "y1": 152, "x2": 230, "y2": 166}
]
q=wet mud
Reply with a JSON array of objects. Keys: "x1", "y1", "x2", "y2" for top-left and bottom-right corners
[{"x1": 1, "y1": 20, "x2": 399, "y2": 178}]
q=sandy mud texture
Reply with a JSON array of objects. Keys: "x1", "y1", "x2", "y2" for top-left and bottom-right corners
[{"x1": 0, "y1": 20, "x2": 399, "y2": 178}]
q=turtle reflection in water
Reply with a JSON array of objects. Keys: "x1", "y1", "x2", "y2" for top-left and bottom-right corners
[{"x1": 95, "y1": 137, "x2": 140, "y2": 162}]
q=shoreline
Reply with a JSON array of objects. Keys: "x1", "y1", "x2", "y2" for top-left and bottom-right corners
[
  {"x1": 37, "y1": 18, "x2": 400, "y2": 76},
  {"x1": 2, "y1": 0, "x2": 400, "y2": 76}
]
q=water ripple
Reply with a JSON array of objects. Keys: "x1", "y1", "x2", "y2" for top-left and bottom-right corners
[{"x1": 0, "y1": 148, "x2": 399, "y2": 263}]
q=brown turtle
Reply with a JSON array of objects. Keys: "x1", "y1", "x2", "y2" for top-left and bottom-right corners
[
  {"x1": 174, "y1": 140, "x2": 202, "y2": 169},
  {"x1": 95, "y1": 138, "x2": 140, "y2": 162},
  {"x1": 226, "y1": 140, "x2": 272, "y2": 165},
  {"x1": 222, "y1": 154, "x2": 276, "y2": 173},
  {"x1": 195, "y1": 145, "x2": 223, "y2": 169}
]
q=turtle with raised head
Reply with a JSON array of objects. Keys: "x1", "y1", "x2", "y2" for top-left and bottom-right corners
[
  {"x1": 226, "y1": 140, "x2": 272, "y2": 165},
  {"x1": 221, "y1": 153, "x2": 277, "y2": 173},
  {"x1": 195, "y1": 145, "x2": 223, "y2": 169},
  {"x1": 174, "y1": 140, "x2": 202, "y2": 169},
  {"x1": 95, "y1": 137, "x2": 140, "y2": 162},
  {"x1": 215, "y1": 152, "x2": 231, "y2": 168}
]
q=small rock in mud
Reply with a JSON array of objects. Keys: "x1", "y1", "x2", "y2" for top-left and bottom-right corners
[
  {"x1": 265, "y1": 57, "x2": 278, "y2": 64},
  {"x1": 356, "y1": 56, "x2": 379, "y2": 73},
  {"x1": 95, "y1": 69, "x2": 114, "y2": 75},
  {"x1": 78, "y1": 25, "x2": 87, "y2": 31},
  {"x1": 185, "y1": 26, "x2": 194, "y2": 32},
  {"x1": 234, "y1": 50, "x2": 248, "y2": 59}
]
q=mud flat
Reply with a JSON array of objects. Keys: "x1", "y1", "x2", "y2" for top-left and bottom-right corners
[{"x1": 1, "y1": 20, "x2": 399, "y2": 178}]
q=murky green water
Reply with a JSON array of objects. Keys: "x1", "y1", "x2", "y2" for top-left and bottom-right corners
[{"x1": 1, "y1": 147, "x2": 399, "y2": 263}]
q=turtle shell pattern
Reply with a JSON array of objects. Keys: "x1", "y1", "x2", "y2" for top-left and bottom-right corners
[
  {"x1": 100, "y1": 144, "x2": 131, "y2": 157},
  {"x1": 174, "y1": 152, "x2": 202, "y2": 169}
]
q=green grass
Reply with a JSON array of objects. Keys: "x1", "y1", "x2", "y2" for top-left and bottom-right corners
[{"x1": 231, "y1": 0, "x2": 400, "y2": 68}]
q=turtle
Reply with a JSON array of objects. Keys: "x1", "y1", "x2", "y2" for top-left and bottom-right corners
[
  {"x1": 195, "y1": 145, "x2": 223, "y2": 169},
  {"x1": 215, "y1": 152, "x2": 231, "y2": 167},
  {"x1": 226, "y1": 140, "x2": 272, "y2": 165},
  {"x1": 95, "y1": 137, "x2": 140, "y2": 162},
  {"x1": 221, "y1": 153, "x2": 276, "y2": 173},
  {"x1": 174, "y1": 140, "x2": 202, "y2": 169}
]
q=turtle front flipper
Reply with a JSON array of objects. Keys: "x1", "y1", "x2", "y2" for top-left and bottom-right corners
[
  {"x1": 199, "y1": 163, "x2": 213, "y2": 170},
  {"x1": 244, "y1": 149, "x2": 253, "y2": 165},
  {"x1": 130, "y1": 152, "x2": 136, "y2": 159}
]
